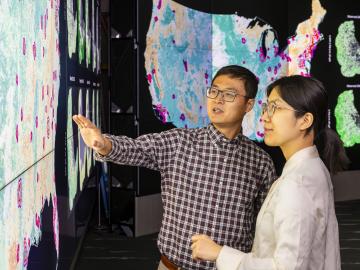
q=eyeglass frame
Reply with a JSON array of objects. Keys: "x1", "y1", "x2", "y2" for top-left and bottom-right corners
[
  {"x1": 206, "y1": 86, "x2": 249, "y2": 102},
  {"x1": 261, "y1": 101, "x2": 305, "y2": 118}
]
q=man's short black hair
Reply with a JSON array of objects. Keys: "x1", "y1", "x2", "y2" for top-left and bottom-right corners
[{"x1": 212, "y1": 65, "x2": 258, "y2": 99}]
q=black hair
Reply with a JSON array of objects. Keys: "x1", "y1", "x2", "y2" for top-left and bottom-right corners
[
  {"x1": 212, "y1": 65, "x2": 258, "y2": 99},
  {"x1": 266, "y1": 75, "x2": 349, "y2": 175}
]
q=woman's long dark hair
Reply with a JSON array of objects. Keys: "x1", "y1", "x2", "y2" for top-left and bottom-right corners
[{"x1": 266, "y1": 75, "x2": 350, "y2": 175}]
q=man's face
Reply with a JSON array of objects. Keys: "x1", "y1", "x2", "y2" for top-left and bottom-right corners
[{"x1": 207, "y1": 75, "x2": 254, "y2": 130}]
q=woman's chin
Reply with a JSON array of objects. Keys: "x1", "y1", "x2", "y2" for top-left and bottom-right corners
[{"x1": 264, "y1": 136, "x2": 277, "y2": 147}]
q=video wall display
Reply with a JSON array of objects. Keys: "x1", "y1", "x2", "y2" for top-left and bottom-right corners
[
  {"x1": 67, "y1": 0, "x2": 100, "y2": 73},
  {"x1": 66, "y1": 87, "x2": 99, "y2": 210},
  {"x1": 141, "y1": 0, "x2": 360, "y2": 169},
  {"x1": 0, "y1": 0, "x2": 60, "y2": 268},
  {"x1": 0, "y1": 0, "x2": 101, "y2": 269},
  {"x1": 311, "y1": 0, "x2": 360, "y2": 169}
]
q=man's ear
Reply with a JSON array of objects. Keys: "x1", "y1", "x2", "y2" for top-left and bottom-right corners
[
  {"x1": 299, "y1": 112, "x2": 314, "y2": 130},
  {"x1": 245, "y1": 99, "x2": 255, "y2": 113}
]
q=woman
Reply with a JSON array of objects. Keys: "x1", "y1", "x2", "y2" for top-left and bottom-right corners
[{"x1": 191, "y1": 75, "x2": 349, "y2": 270}]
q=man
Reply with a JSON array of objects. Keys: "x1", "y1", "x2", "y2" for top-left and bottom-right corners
[{"x1": 73, "y1": 65, "x2": 276, "y2": 270}]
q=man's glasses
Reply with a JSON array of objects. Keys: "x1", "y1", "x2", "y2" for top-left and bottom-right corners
[
  {"x1": 261, "y1": 101, "x2": 305, "y2": 118},
  {"x1": 206, "y1": 86, "x2": 248, "y2": 102}
]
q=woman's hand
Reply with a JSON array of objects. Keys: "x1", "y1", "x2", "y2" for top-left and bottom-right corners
[
  {"x1": 72, "y1": 114, "x2": 112, "y2": 156},
  {"x1": 191, "y1": 234, "x2": 222, "y2": 261}
]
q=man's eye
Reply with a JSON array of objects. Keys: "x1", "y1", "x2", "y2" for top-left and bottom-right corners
[{"x1": 225, "y1": 92, "x2": 236, "y2": 98}]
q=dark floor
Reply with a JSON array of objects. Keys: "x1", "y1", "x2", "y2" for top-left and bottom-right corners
[
  {"x1": 76, "y1": 200, "x2": 360, "y2": 270},
  {"x1": 336, "y1": 200, "x2": 360, "y2": 270}
]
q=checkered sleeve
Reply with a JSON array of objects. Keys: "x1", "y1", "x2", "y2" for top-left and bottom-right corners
[
  {"x1": 94, "y1": 128, "x2": 181, "y2": 172},
  {"x1": 254, "y1": 155, "x2": 277, "y2": 217}
]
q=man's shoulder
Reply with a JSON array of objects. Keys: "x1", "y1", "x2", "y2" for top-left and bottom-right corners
[
  {"x1": 158, "y1": 126, "x2": 206, "y2": 138},
  {"x1": 240, "y1": 137, "x2": 273, "y2": 162}
]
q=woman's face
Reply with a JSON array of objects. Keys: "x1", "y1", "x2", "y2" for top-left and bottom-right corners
[{"x1": 261, "y1": 87, "x2": 305, "y2": 149}]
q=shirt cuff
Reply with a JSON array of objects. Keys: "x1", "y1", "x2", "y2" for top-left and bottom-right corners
[
  {"x1": 93, "y1": 134, "x2": 118, "y2": 161},
  {"x1": 216, "y1": 245, "x2": 245, "y2": 270}
]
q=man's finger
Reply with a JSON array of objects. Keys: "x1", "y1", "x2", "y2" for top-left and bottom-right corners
[
  {"x1": 77, "y1": 114, "x2": 94, "y2": 127},
  {"x1": 72, "y1": 115, "x2": 85, "y2": 128},
  {"x1": 76, "y1": 115, "x2": 89, "y2": 128}
]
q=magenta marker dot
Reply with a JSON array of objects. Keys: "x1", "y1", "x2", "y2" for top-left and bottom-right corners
[
  {"x1": 47, "y1": 117, "x2": 50, "y2": 138},
  {"x1": 30, "y1": 131, "x2": 33, "y2": 142},
  {"x1": 17, "y1": 178, "x2": 22, "y2": 208},
  {"x1": 147, "y1": 74, "x2": 152, "y2": 84},
  {"x1": 241, "y1": 37, "x2": 246, "y2": 44},
  {"x1": 22, "y1": 37, "x2": 26, "y2": 55},
  {"x1": 36, "y1": 213, "x2": 41, "y2": 228},
  {"x1": 32, "y1": 41, "x2": 36, "y2": 60},
  {"x1": 152, "y1": 69, "x2": 156, "y2": 74},
  {"x1": 258, "y1": 100, "x2": 262, "y2": 105},
  {"x1": 154, "y1": 16, "x2": 158, "y2": 22},
  {"x1": 172, "y1": 94, "x2": 176, "y2": 99},
  {"x1": 204, "y1": 72, "x2": 209, "y2": 79},
  {"x1": 16, "y1": 124, "x2": 19, "y2": 142},
  {"x1": 20, "y1": 108, "x2": 23, "y2": 121},
  {"x1": 157, "y1": 0, "x2": 162, "y2": 9},
  {"x1": 180, "y1": 113, "x2": 185, "y2": 121},
  {"x1": 17, "y1": 244, "x2": 20, "y2": 263},
  {"x1": 16, "y1": 74, "x2": 19, "y2": 86},
  {"x1": 36, "y1": 116, "x2": 38, "y2": 128}
]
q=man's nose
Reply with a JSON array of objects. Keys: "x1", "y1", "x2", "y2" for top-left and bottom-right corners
[{"x1": 215, "y1": 91, "x2": 225, "y2": 103}]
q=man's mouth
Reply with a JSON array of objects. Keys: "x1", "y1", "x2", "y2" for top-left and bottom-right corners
[{"x1": 212, "y1": 107, "x2": 224, "y2": 113}]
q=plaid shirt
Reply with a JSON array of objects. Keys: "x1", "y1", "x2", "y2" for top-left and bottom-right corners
[{"x1": 95, "y1": 124, "x2": 276, "y2": 269}]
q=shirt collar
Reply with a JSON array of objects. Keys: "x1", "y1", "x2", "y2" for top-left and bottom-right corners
[
  {"x1": 207, "y1": 124, "x2": 243, "y2": 145},
  {"x1": 282, "y1": 145, "x2": 319, "y2": 176}
]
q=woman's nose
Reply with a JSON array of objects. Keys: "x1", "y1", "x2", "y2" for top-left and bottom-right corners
[{"x1": 261, "y1": 110, "x2": 270, "y2": 122}]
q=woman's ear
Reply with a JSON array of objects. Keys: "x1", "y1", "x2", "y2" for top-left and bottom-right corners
[
  {"x1": 245, "y1": 98, "x2": 255, "y2": 113},
  {"x1": 299, "y1": 112, "x2": 314, "y2": 130}
]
